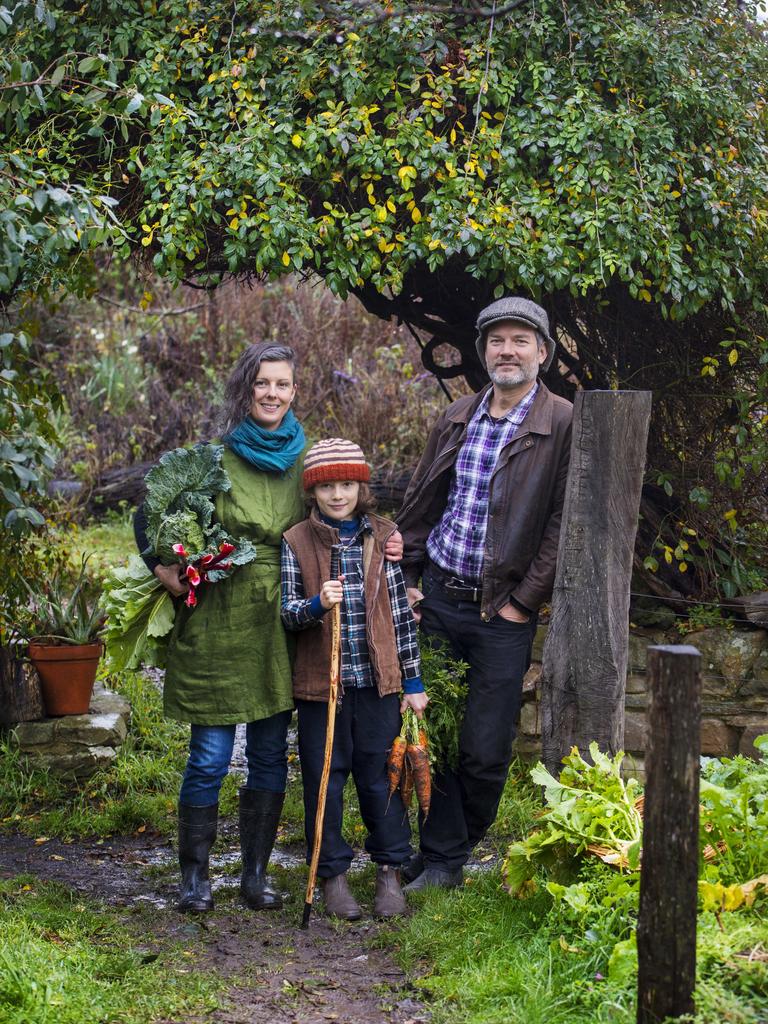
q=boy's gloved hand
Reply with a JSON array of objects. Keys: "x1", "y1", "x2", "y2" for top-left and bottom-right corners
[
  {"x1": 400, "y1": 691, "x2": 429, "y2": 719},
  {"x1": 319, "y1": 576, "x2": 345, "y2": 609}
]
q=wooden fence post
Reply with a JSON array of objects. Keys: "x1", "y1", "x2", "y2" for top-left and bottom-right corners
[
  {"x1": 637, "y1": 644, "x2": 702, "y2": 1024},
  {"x1": 540, "y1": 390, "x2": 652, "y2": 773}
]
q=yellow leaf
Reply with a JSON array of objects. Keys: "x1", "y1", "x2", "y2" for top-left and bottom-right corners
[
  {"x1": 375, "y1": 206, "x2": 387, "y2": 222},
  {"x1": 34, "y1": 837, "x2": 50, "y2": 845},
  {"x1": 450, "y1": 128, "x2": 456, "y2": 144},
  {"x1": 638, "y1": 288, "x2": 652, "y2": 302},
  {"x1": 386, "y1": 198, "x2": 396, "y2": 213},
  {"x1": 141, "y1": 235, "x2": 152, "y2": 247},
  {"x1": 728, "y1": 348, "x2": 738, "y2": 366},
  {"x1": 723, "y1": 509, "x2": 737, "y2": 520},
  {"x1": 723, "y1": 885, "x2": 745, "y2": 911},
  {"x1": 398, "y1": 165, "x2": 416, "y2": 181},
  {"x1": 411, "y1": 207, "x2": 422, "y2": 223},
  {"x1": 281, "y1": 251, "x2": 290, "y2": 266},
  {"x1": 229, "y1": 217, "x2": 239, "y2": 230},
  {"x1": 291, "y1": 133, "x2": 302, "y2": 148}
]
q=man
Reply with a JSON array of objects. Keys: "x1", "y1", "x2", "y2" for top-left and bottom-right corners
[{"x1": 397, "y1": 296, "x2": 573, "y2": 890}]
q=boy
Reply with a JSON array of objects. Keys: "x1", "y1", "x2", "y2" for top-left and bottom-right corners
[{"x1": 281, "y1": 438, "x2": 427, "y2": 920}]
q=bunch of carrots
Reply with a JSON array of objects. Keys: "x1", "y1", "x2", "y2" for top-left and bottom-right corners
[{"x1": 387, "y1": 708, "x2": 431, "y2": 819}]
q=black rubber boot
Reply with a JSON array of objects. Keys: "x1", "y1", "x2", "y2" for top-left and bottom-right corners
[
  {"x1": 177, "y1": 802, "x2": 218, "y2": 913},
  {"x1": 239, "y1": 787, "x2": 285, "y2": 910}
]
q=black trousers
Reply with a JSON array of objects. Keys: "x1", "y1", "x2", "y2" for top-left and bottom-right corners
[
  {"x1": 297, "y1": 687, "x2": 412, "y2": 879},
  {"x1": 418, "y1": 565, "x2": 536, "y2": 871}
]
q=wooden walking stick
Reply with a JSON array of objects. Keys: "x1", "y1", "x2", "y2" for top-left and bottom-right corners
[{"x1": 301, "y1": 543, "x2": 343, "y2": 929}]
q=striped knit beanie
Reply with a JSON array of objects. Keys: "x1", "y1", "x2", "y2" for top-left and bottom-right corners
[{"x1": 302, "y1": 438, "x2": 371, "y2": 490}]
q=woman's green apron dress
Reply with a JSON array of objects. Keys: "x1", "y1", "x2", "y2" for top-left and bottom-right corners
[{"x1": 163, "y1": 448, "x2": 305, "y2": 724}]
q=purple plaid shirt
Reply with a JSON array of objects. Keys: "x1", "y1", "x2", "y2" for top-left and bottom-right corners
[{"x1": 426, "y1": 383, "x2": 539, "y2": 583}]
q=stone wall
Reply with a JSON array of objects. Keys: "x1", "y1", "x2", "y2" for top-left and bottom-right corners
[
  {"x1": 514, "y1": 624, "x2": 768, "y2": 775},
  {"x1": 10, "y1": 682, "x2": 131, "y2": 779}
]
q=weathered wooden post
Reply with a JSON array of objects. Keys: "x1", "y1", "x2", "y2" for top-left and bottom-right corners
[
  {"x1": 0, "y1": 643, "x2": 44, "y2": 725},
  {"x1": 637, "y1": 644, "x2": 702, "y2": 1023},
  {"x1": 540, "y1": 390, "x2": 652, "y2": 773}
]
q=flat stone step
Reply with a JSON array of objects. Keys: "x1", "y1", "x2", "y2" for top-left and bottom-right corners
[{"x1": 11, "y1": 682, "x2": 131, "y2": 779}]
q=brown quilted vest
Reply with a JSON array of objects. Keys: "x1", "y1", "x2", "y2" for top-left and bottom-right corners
[{"x1": 283, "y1": 509, "x2": 402, "y2": 701}]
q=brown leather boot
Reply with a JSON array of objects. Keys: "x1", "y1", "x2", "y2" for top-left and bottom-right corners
[
  {"x1": 374, "y1": 865, "x2": 407, "y2": 919},
  {"x1": 320, "y1": 873, "x2": 362, "y2": 921}
]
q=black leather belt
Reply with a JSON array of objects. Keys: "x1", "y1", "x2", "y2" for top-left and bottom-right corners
[{"x1": 427, "y1": 560, "x2": 483, "y2": 603}]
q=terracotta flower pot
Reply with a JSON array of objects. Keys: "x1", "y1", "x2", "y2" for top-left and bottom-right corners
[{"x1": 28, "y1": 642, "x2": 103, "y2": 716}]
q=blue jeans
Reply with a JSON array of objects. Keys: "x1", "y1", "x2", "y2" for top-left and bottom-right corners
[{"x1": 179, "y1": 710, "x2": 292, "y2": 806}]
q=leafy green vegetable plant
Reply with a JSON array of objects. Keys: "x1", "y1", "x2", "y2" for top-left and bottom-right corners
[
  {"x1": 102, "y1": 444, "x2": 256, "y2": 669},
  {"x1": 101, "y1": 557, "x2": 174, "y2": 671},
  {"x1": 699, "y1": 734, "x2": 768, "y2": 889},
  {"x1": 420, "y1": 639, "x2": 469, "y2": 772},
  {"x1": 502, "y1": 744, "x2": 643, "y2": 899}
]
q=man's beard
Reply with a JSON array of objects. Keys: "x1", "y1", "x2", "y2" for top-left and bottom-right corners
[{"x1": 489, "y1": 359, "x2": 539, "y2": 388}]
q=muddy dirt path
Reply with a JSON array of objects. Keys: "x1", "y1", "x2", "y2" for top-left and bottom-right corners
[{"x1": 0, "y1": 830, "x2": 429, "y2": 1024}]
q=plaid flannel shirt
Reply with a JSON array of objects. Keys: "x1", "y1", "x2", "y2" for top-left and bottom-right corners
[
  {"x1": 280, "y1": 516, "x2": 421, "y2": 690},
  {"x1": 426, "y1": 382, "x2": 539, "y2": 583}
]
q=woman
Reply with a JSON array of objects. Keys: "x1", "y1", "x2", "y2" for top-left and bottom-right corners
[
  {"x1": 135, "y1": 342, "x2": 400, "y2": 915},
  {"x1": 134, "y1": 342, "x2": 304, "y2": 914}
]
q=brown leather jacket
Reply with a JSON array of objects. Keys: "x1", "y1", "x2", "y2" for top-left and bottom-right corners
[{"x1": 397, "y1": 382, "x2": 572, "y2": 619}]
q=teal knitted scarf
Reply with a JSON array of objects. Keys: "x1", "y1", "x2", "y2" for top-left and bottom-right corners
[{"x1": 223, "y1": 410, "x2": 305, "y2": 473}]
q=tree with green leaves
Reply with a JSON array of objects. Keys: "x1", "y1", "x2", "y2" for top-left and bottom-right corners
[{"x1": 2, "y1": 0, "x2": 767, "y2": 602}]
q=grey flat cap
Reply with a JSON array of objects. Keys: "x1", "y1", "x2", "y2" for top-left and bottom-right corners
[{"x1": 475, "y1": 296, "x2": 557, "y2": 373}]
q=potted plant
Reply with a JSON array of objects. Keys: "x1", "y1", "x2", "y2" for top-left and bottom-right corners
[{"x1": 22, "y1": 556, "x2": 105, "y2": 716}]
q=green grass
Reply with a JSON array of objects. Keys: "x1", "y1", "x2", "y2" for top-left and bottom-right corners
[
  {"x1": 386, "y1": 870, "x2": 768, "y2": 1024},
  {"x1": 486, "y1": 758, "x2": 542, "y2": 845},
  {"x1": 68, "y1": 511, "x2": 136, "y2": 580},
  {"x1": 1, "y1": 670, "x2": 189, "y2": 838},
  {"x1": 377, "y1": 764, "x2": 768, "y2": 1024},
  {"x1": 0, "y1": 875, "x2": 226, "y2": 1024}
]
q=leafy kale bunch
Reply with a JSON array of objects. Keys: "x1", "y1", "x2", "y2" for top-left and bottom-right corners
[
  {"x1": 143, "y1": 444, "x2": 255, "y2": 573},
  {"x1": 103, "y1": 444, "x2": 255, "y2": 670}
]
